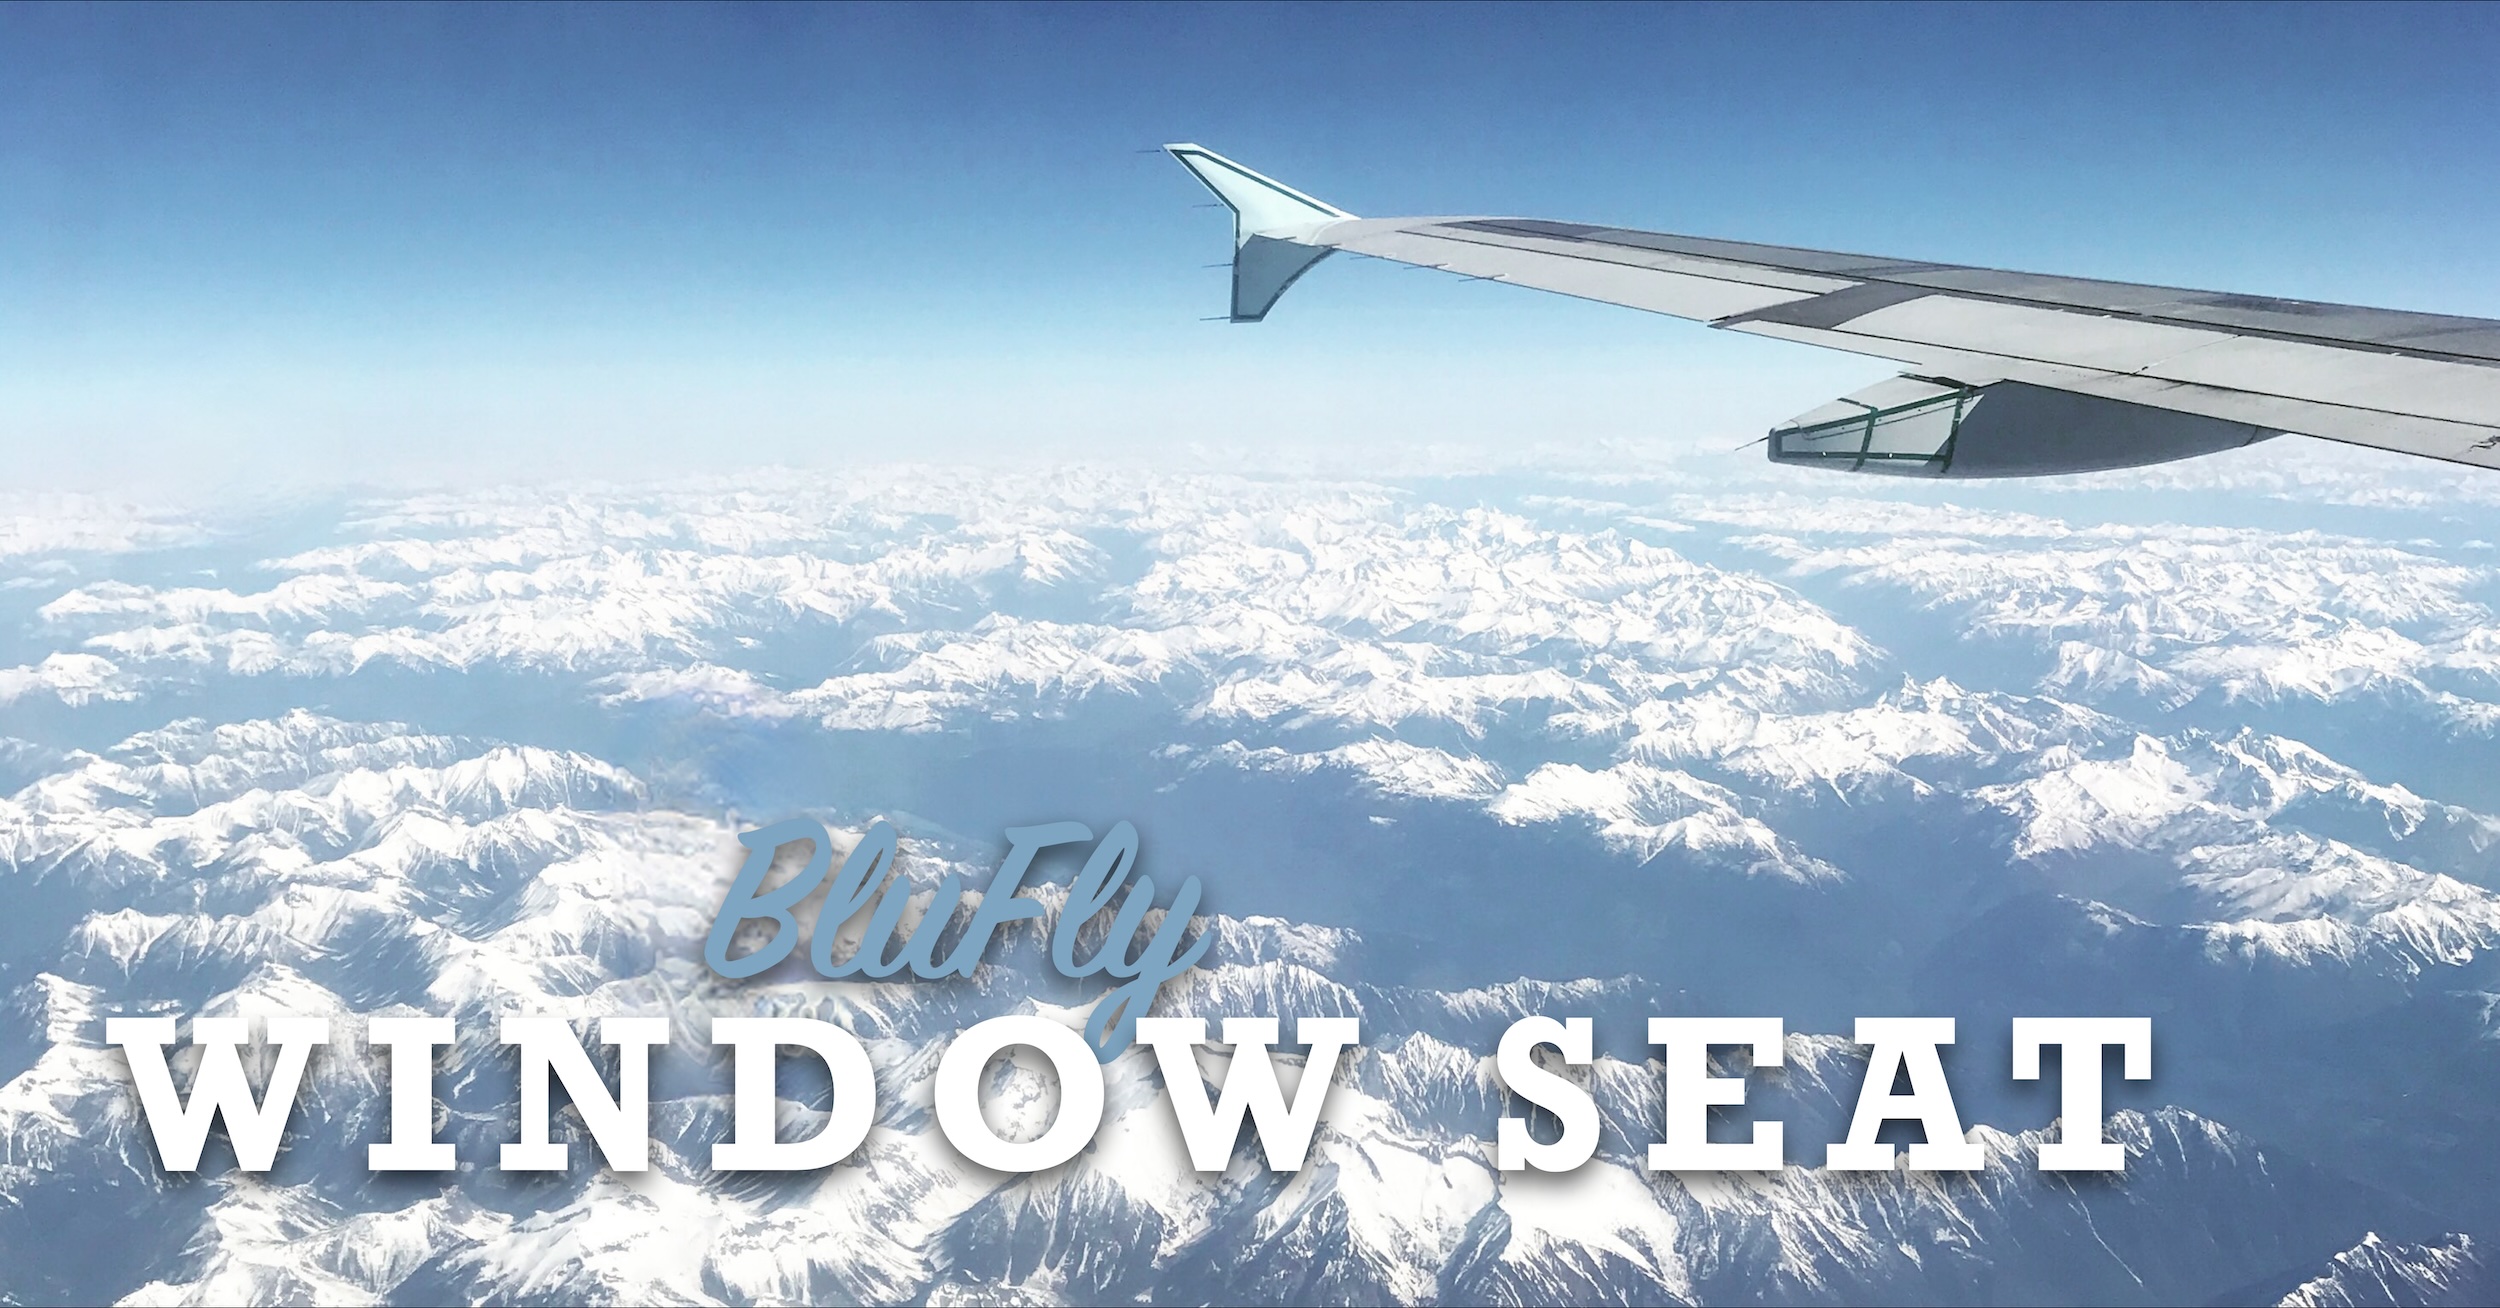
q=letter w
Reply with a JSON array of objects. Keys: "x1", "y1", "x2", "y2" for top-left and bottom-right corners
[
  {"x1": 1138, "y1": 1017, "x2": 1356, "y2": 1171},
  {"x1": 107, "y1": 1016, "x2": 330, "y2": 1171}
]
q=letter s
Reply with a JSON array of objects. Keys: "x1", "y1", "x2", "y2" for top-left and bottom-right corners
[{"x1": 1495, "y1": 1016, "x2": 1598, "y2": 1172}]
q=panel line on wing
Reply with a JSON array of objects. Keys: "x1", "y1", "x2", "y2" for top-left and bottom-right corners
[
  {"x1": 1440, "y1": 218, "x2": 2500, "y2": 369},
  {"x1": 1340, "y1": 224, "x2": 1850, "y2": 297}
]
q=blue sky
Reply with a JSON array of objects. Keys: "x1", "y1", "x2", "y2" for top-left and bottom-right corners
[{"x1": 6, "y1": 2, "x2": 2499, "y2": 490}]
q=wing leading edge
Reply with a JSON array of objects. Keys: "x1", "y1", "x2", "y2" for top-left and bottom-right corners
[{"x1": 1164, "y1": 143, "x2": 2500, "y2": 476}]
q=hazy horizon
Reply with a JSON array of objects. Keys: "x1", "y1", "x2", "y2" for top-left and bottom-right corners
[{"x1": 9, "y1": 2, "x2": 2500, "y2": 493}]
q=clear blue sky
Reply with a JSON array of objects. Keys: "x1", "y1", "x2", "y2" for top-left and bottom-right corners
[{"x1": 6, "y1": 2, "x2": 2499, "y2": 490}]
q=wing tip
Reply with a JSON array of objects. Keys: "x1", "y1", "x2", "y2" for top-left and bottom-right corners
[{"x1": 1162, "y1": 144, "x2": 1355, "y2": 225}]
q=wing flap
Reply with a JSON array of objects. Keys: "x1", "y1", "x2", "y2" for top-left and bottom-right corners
[
  {"x1": 2137, "y1": 338, "x2": 2500, "y2": 427},
  {"x1": 2054, "y1": 368, "x2": 2500, "y2": 467},
  {"x1": 1796, "y1": 297, "x2": 2238, "y2": 374},
  {"x1": 1723, "y1": 300, "x2": 2500, "y2": 439}
]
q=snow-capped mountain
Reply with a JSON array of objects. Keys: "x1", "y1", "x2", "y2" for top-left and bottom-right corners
[
  {"x1": 2270, "y1": 1233, "x2": 2495, "y2": 1307},
  {"x1": 4, "y1": 444, "x2": 2496, "y2": 1304}
]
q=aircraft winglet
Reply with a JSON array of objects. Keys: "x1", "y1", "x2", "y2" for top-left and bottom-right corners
[{"x1": 1164, "y1": 144, "x2": 1353, "y2": 322}]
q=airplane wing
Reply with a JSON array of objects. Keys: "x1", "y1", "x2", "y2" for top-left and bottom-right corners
[{"x1": 1165, "y1": 143, "x2": 2500, "y2": 478}]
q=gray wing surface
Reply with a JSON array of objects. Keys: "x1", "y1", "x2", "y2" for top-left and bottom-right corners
[{"x1": 1167, "y1": 143, "x2": 2500, "y2": 473}]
